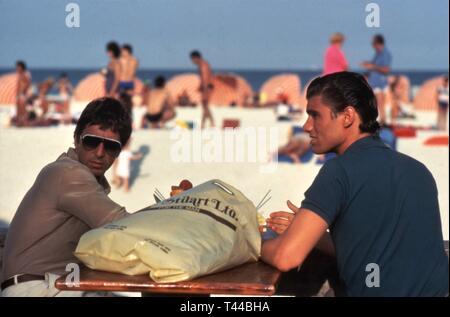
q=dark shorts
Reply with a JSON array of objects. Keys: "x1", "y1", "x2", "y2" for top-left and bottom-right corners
[
  {"x1": 119, "y1": 81, "x2": 135, "y2": 91},
  {"x1": 201, "y1": 83, "x2": 214, "y2": 93},
  {"x1": 145, "y1": 112, "x2": 163, "y2": 123},
  {"x1": 438, "y1": 101, "x2": 448, "y2": 110}
]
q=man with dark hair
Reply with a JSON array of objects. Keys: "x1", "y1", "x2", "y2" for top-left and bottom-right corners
[
  {"x1": 15, "y1": 60, "x2": 32, "y2": 127},
  {"x1": 190, "y1": 50, "x2": 215, "y2": 128},
  {"x1": 144, "y1": 76, "x2": 175, "y2": 128},
  {"x1": 119, "y1": 43, "x2": 139, "y2": 95},
  {"x1": 1, "y1": 97, "x2": 133, "y2": 296},
  {"x1": 262, "y1": 72, "x2": 448, "y2": 296},
  {"x1": 361, "y1": 34, "x2": 392, "y2": 125},
  {"x1": 105, "y1": 41, "x2": 121, "y2": 97}
]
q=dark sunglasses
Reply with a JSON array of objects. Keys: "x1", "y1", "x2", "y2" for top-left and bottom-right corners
[{"x1": 81, "y1": 134, "x2": 122, "y2": 157}]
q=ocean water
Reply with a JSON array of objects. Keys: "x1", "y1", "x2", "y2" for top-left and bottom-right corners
[{"x1": 0, "y1": 68, "x2": 447, "y2": 95}]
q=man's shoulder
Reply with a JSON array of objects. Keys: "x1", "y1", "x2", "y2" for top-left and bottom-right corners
[
  {"x1": 318, "y1": 157, "x2": 347, "y2": 179},
  {"x1": 394, "y1": 151, "x2": 433, "y2": 178},
  {"x1": 40, "y1": 154, "x2": 93, "y2": 181}
]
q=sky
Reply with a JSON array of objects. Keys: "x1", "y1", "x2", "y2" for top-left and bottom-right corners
[{"x1": 0, "y1": 0, "x2": 448, "y2": 71}]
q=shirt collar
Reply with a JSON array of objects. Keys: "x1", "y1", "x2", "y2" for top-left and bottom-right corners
[
  {"x1": 62, "y1": 147, "x2": 111, "y2": 194},
  {"x1": 343, "y1": 134, "x2": 388, "y2": 155}
]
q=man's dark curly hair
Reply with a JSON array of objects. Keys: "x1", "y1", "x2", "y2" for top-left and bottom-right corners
[{"x1": 74, "y1": 97, "x2": 132, "y2": 145}]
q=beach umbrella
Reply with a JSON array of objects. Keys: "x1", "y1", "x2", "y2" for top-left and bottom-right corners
[
  {"x1": 260, "y1": 74, "x2": 302, "y2": 109},
  {"x1": 73, "y1": 73, "x2": 105, "y2": 101},
  {"x1": 166, "y1": 73, "x2": 253, "y2": 107},
  {"x1": 210, "y1": 73, "x2": 254, "y2": 107},
  {"x1": 166, "y1": 73, "x2": 202, "y2": 106},
  {"x1": 73, "y1": 72, "x2": 144, "y2": 101},
  {"x1": 234, "y1": 75, "x2": 254, "y2": 107},
  {"x1": 413, "y1": 76, "x2": 446, "y2": 111},
  {"x1": 0, "y1": 72, "x2": 18, "y2": 105}
]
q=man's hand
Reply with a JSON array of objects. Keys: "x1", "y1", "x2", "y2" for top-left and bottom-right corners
[
  {"x1": 265, "y1": 200, "x2": 299, "y2": 234},
  {"x1": 360, "y1": 62, "x2": 374, "y2": 70}
]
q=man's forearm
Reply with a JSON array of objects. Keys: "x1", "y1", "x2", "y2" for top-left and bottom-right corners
[{"x1": 261, "y1": 236, "x2": 297, "y2": 272}]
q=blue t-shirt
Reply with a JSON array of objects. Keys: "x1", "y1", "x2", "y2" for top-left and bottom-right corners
[
  {"x1": 301, "y1": 135, "x2": 448, "y2": 296},
  {"x1": 368, "y1": 48, "x2": 392, "y2": 89}
]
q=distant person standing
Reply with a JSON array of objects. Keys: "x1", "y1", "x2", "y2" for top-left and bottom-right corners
[
  {"x1": 361, "y1": 34, "x2": 392, "y2": 125},
  {"x1": 105, "y1": 41, "x2": 121, "y2": 98},
  {"x1": 15, "y1": 60, "x2": 32, "y2": 127},
  {"x1": 436, "y1": 76, "x2": 449, "y2": 131},
  {"x1": 119, "y1": 44, "x2": 139, "y2": 96},
  {"x1": 57, "y1": 73, "x2": 73, "y2": 124},
  {"x1": 113, "y1": 139, "x2": 143, "y2": 193},
  {"x1": 190, "y1": 50, "x2": 215, "y2": 128},
  {"x1": 323, "y1": 32, "x2": 348, "y2": 75}
]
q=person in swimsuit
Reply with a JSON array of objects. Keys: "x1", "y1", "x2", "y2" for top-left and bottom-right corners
[
  {"x1": 15, "y1": 60, "x2": 32, "y2": 127},
  {"x1": 105, "y1": 41, "x2": 121, "y2": 98},
  {"x1": 118, "y1": 44, "x2": 139, "y2": 96},
  {"x1": 57, "y1": 73, "x2": 73, "y2": 124},
  {"x1": 190, "y1": 50, "x2": 215, "y2": 129},
  {"x1": 144, "y1": 76, "x2": 175, "y2": 128},
  {"x1": 436, "y1": 76, "x2": 449, "y2": 131}
]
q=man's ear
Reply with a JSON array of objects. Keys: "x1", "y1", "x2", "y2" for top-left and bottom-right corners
[{"x1": 342, "y1": 106, "x2": 356, "y2": 128}]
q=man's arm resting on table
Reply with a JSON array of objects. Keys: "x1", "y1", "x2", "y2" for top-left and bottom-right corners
[{"x1": 261, "y1": 208, "x2": 329, "y2": 272}]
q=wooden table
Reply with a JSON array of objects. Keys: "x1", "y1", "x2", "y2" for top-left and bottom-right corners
[{"x1": 55, "y1": 261, "x2": 281, "y2": 296}]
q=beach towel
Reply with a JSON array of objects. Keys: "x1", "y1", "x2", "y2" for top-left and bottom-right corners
[{"x1": 74, "y1": 179, "x2": 261, "y2": 283}]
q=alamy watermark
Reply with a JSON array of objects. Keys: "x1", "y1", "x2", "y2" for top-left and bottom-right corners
[
  {"x1": 65, "y1": 3, "x2": 80, "y2": 28},
  {"x1": 365, "y1": 3, "x2": 380, "y2": 28},
  {"x1": 65, "y1": 263, "x2": 80, "y2": 287},
  {"x1": 365, "y1": 263, "x2": 380, "y2": 288},
  {"x1": 170, "y1": 127, "x2": 280, "y2": 174}
]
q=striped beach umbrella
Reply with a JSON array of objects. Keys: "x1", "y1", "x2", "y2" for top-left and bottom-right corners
[
  {"x1": 73, "y1": 73, "x2": 105, "y2": 101},
  {"x1": 210, "y1": 73, "x2": 254, "y2": 107},
  {"x1": 0, "y1": 72, "x2": 18, "y2": 105},
  {"x1": 166, "y1": 73, "x2": 253, "y2": 107},
  {"x1": 260, "y1": 74, "x2": 302, "y2": 109},
  {"x1": 166, "y1": 73, "x2": 202, "y2": 105},
  {"x1": 413, "y1": 76, "x2": 446, "y2": 111}
]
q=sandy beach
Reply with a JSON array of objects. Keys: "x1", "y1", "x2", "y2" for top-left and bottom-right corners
[{"x1": 0, "y1": 104, "x2": 448, "y2": 240}]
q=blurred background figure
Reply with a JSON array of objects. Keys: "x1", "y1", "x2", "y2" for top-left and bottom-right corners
[
  {"x1": 113, "y1": 139, "x2": 143, "y2": 193},
  {"x1": 361, "y1": 34, "x2": 392, "y2": 125},
  {"x1": 57, "y1": 72, "x2": 73, "y2": 124},
  {"x1": 36, "y1": 77, "x2": 54, "y2": 117},
  {"x1": 14, "y1": 60, "x2": 32, "y2": 126},
  {"x1": 105, "y1": 41, "x2": 121, "y2": 98},
  {"x1": 323, "y1": 32, "x2": 348, "y2": 75},
  {"x1": 143, "y1": 76, "x2": 175, "y2": 129},
  {"x1": 389, "y1": 75, "x2": 402, "y2": 126},
  {"x1": 119, "y1": 44, "x2": 139, "y2": 97},
  {"x1": 190, "y1": 50, "x2": 215, "y2": 128},
  {"x1": 436, "y1": 76, "x2": 449, "y2": 131}
]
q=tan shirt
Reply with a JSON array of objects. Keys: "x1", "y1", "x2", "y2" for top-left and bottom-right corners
[{"x1": 2, "y1": 148, "x2": 129, "y2": 280}]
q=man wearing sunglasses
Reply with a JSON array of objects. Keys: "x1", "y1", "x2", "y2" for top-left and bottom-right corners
[{"x1": 2, "y1": 97, "x2": 133, "y2": 297}]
